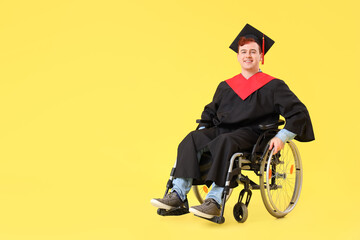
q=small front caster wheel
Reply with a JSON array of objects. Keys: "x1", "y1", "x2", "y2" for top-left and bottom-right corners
[{"x1": 233, "y1": 202, "x2": 248, "y2": 223}]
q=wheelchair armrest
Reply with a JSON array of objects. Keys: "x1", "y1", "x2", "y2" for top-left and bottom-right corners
[
  {"x1": 258, "y1": 120, "x2": 285, "y2": 130},
  {"x1": 195, "y1": 119, "x2": 213, "y2": 130},
  {"x1": 196, "y1": 119, "x2": 212, "y2": 124}
]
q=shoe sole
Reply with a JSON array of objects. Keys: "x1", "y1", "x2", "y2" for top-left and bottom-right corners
[
  {"x1": 189, "y1": 207, "x2": 216, "y2": 219},
  {"x1": 150, "y1": 199, "x2": 173, "y2": 210}
]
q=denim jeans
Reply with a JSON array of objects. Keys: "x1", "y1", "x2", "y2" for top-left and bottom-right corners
[{"x1": 172, "y1": 178, "x2": 224, "y2": 205}]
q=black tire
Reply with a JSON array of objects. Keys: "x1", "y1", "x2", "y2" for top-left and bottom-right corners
[{"x1": 233, "y1": 202, "x2": 248, "y2": 223}]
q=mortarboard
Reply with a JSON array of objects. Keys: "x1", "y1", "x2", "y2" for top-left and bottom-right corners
[{"x1": 229, "y1": 24, "x2": 275, "y2": 64}]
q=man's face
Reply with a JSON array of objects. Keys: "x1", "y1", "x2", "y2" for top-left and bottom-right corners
[{"x1": 237, "y1": 41, "x2": 262, "y2": 72}]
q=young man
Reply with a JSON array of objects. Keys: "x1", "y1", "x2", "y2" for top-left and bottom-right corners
[{"x1": 151, "y1": 24, "x2": 315, "y2": 220}]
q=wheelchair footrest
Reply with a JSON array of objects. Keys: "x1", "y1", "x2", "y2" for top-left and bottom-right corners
[
  {"x1": 157, "y1": 206, "x2": 189, "y2": 216},
  {"x1": 194, "y1": 214, "x2": 225, "y2": 224}
]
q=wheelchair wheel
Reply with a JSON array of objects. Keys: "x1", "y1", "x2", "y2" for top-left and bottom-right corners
[
  {"x1": 192, "y1": 185, "x2": 233, "y2": 204},
  {"x1": 259, "y1": 140, "x2": 303, "y2": 218},
  {"x1": 233, "y1": 202, "x2": 248, "y2": 223}
]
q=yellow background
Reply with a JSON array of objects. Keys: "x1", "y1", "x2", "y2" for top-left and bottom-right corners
[{"x1": 0, "y1": 0, "x2": 359, "y2": 239}]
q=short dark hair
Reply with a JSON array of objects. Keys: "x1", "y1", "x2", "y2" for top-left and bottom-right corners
[{"x1": 238, "y1": 37, "x2": 262, "y2": 53}]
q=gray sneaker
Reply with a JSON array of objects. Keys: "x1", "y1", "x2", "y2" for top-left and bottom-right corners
[
  {"x1": 189, "y1": 198, "x2": 221, "y2": 219},
  {"x1": 151, "y1": 192, "x2": 185, "y2": 210}
]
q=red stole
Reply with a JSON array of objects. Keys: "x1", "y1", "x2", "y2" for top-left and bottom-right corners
[{"x1": 225, "y1": 72, "x2": 275, "y2": 100}]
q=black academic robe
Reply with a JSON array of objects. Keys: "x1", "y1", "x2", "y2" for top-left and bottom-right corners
[{"x1": 173, "y1": 73, "x2": 315, "y2": 187}]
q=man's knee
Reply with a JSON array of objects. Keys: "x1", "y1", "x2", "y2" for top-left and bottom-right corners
[{"x1": 212, "y1": 133, "x2": 234, "y2": 145}]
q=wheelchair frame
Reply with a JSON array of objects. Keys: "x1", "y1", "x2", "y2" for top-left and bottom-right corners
[{"x1": 157, "y1": 120, "x2": 303, "y2": 224}]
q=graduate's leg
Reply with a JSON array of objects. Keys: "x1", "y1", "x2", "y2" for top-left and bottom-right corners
[
  {"x1": 151, "y1": 128, "x2": 218, "y2": 210},
  {"x1": 174, "y1": 127, "x2": 218, "y2": 180},
  {"x1": 206, "y1": 127, "x2": 259, "y2": 187},
  {"x1": 171, "y1": 178, "x2": 193, "y2": 201},
  {"x1": 189, "y1": 182, "x2": 222, "y2": 219},
  {"x1": 151, "y1": 177, "x2": 192, "y2": 209},
  {"x1": 189, "y1": 128, "x2": 259, "y2": 219},
  {"x1": 205, "y1": 183, "x2": 223, "y2": 205}
]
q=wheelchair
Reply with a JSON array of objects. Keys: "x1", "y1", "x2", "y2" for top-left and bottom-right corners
[{"x1": 157, "y1": 120, "x2": 303, "y2": 224}]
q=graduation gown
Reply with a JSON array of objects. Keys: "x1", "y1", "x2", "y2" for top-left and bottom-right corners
[{"x1": 173, "y1": 72, "x2": 315, "y2": 187}]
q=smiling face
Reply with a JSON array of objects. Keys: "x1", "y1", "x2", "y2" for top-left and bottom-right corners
[{"x1": 237, "y1": 41, "x2": 262, "y2": 73}]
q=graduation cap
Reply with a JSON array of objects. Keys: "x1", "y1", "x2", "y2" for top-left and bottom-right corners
[{"x1": 229, "y1": 24, "x2": 275, "y2": 64}]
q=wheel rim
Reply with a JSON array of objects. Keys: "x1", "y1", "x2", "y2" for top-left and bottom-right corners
[
  {"x1": 260, "y1": 141, "x2": 302, "y2": 217},
  {"x1": 265, "y1": 141, "x2": 302, "y2": 215}
]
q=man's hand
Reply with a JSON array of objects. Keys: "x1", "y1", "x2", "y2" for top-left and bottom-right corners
[{"x1": 269, "y1": 137, "x2": 284, "y2": 154}]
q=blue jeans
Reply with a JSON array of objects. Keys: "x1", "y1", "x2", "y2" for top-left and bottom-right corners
[{"x1": 172, "y1": 178, "x2": 224, "y2": 205}]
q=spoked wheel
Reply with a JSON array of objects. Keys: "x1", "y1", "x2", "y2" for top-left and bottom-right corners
[
  {"x1": 260, "y1": 140, "x2": 303, "y2": 218},
  {"x1": 192, "y1": 185, "x2": 233, "y2": 204},
  {"x1": 233, "y1": 202, "x2": 248, "y2": 223}
]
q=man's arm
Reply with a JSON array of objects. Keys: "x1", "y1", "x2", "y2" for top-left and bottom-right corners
[{"x1": 273, "y1": 80, "x2": 315, "y2": 142}]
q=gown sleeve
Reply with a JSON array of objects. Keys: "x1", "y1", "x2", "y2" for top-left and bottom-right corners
[
  {"x1": 274, "y1": 80, "x2": 315, "y2": 142},
  {"x1": 199, "y1": 82, "x2": 224, "y2": 128}
]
